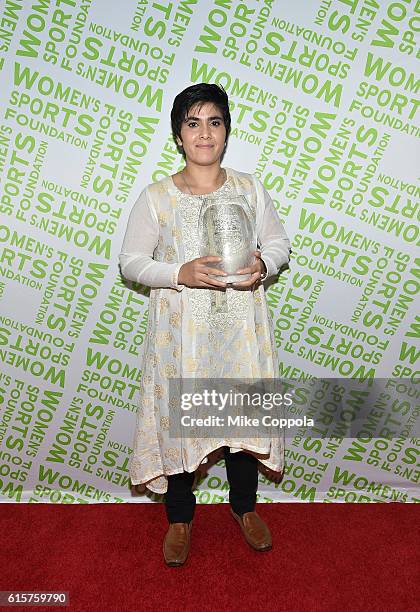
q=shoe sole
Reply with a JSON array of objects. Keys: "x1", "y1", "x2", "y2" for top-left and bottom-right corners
[
  {"x1": 164, "y1": 559, "x2": 185, "y2": 567},
  {"x1": 231, "y1": 509, "x2": 272, "y2": 552}
]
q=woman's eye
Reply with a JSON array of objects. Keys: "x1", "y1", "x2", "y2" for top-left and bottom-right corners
[{"x1": 187, "y1": 122, "x2": 197, "y2": 127}]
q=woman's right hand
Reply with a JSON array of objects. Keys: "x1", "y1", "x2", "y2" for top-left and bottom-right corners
[{"x1": 178, "y1": 256, "x2": 228, "y2": 288}]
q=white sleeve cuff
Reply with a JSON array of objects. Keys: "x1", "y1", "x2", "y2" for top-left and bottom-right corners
[
  {"x1": 259, "y1": 254, "x2": 277, "y2": 280},
  {"x1": 171, "y1": 263, "x2": 185, "y2": 292}
]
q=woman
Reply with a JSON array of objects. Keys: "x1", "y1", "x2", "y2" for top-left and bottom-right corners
[{"x1": 119, "y1": 83, "x2": 291, "y2": 566}]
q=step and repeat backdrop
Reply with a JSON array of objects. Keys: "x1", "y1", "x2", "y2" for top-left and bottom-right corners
[{"x1": 0, "y1": 0, "x2": 419, "y2": 504}]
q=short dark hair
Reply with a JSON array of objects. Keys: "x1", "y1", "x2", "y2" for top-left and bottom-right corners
[{"x1": 171, "y1": 83, "x2": 231, "y2": 155}]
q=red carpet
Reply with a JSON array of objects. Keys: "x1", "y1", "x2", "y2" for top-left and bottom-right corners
[{"x1": 0, "y1": 503, "x2": 418, "y2": 611}]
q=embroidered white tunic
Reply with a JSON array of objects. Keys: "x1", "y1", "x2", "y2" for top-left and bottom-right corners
[{"x1": 119, "y1": 167, "x2": 291, "y2": 494}]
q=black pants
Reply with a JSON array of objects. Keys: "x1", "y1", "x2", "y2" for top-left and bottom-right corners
[{"x1": 164, "y1": 446, "x2": 258, "y2": 523}]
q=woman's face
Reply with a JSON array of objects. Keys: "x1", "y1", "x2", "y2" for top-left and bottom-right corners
[{"x1": 176, "y1": 102, "x2": 227, "y2": 166}]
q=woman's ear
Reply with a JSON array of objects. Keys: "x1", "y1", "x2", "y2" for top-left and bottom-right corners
[{"x1": 175, "y1": 137, "x2": 185, "y2": 157}]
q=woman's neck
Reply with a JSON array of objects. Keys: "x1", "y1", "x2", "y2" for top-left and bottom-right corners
[{"x1": 182, "y1": 163, "x2": 225, "y2": 192}]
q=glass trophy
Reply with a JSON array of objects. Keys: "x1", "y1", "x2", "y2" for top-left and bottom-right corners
[{"x1": 198, "y1": 195, "x2": 256, "y2": 283}]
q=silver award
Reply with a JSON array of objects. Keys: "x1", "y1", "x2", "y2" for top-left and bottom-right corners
[{"x1": 198, "y1": 195, "x2": 256, "y2": 283}]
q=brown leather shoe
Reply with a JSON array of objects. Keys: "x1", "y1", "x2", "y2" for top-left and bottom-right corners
[
  {"x1": 231, "y1": 509, "x2": 272, "y2": 551},
  {"x1": 163, "y1": 522, "x2": 192, "y2": 566}
]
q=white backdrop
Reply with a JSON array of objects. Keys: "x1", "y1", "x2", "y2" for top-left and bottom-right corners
[{"x1": 0, "y1": 0, "x2": 419, "y2": 504}]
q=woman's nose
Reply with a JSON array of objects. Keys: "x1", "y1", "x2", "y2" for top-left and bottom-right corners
[{"x1": 199, "y1": 123, "x2": 211, "y2": 138}]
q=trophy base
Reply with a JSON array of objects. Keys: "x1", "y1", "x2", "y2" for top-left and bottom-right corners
[{"x1": 209, "y1": 273, "x2": 251, "y2": 284}]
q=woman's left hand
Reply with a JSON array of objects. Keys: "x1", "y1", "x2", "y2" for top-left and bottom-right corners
[{"x1": 231, "y1": 250, "x2": 266, "y2": 288}]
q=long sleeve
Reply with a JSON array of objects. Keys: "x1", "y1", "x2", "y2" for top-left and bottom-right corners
[
  {"x1": 254, "y1": 175, "x2": 292, "y2": 279},
  {"x1": 118, "y1": 187, "x2": 184, "y2": 291}
]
